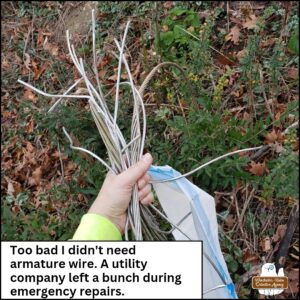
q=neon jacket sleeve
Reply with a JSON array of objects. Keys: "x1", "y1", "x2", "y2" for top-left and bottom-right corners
[{"x1": 72, "y1": 214, "x2": 122, "y2": 240}]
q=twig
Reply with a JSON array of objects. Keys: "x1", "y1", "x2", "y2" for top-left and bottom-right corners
[
  {"x1": 250, "y1": 145, "x2": 270, "y2": 161},
  {"x1": 23, "y1": 25, "x2": 32, "y2": 60},
  {"x1": 275, "y1": 203, "x2": 299, "y2": 270},
  {"x1": 57, "y1": 140, "x2": 65, "y2": 184},
  {"x1": 259, "y1": 68, "x2": 275, "y2": 122},
  {"x1": 240, "y1": 186, "x2": 255, "y2": 228},
  {"x1": 226, "y1": 2, "x2": 230, "y2": 33}
]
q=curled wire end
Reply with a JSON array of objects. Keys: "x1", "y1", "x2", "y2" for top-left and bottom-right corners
[{"x1": 62, "y1": 127, "x2": 116, "y2": 174}]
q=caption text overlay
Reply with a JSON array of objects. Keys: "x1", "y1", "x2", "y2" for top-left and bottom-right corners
[{"x1": 1, "y1": 241, "x2": 202, "y2": 299}]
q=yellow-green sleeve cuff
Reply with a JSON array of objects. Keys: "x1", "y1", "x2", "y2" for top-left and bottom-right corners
[{"x1": 72, "y1": 214, "x2": 122, "y2": 240}]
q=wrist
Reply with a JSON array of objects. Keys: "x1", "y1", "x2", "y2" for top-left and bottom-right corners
[{"x1": 88, "y1": 206, "x2": 124, "y2": 234}]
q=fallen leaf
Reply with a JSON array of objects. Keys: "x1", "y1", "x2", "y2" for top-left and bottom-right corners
[
  {"x1": 26, "y1": 118, "x2": 34, "y2": 134},
  {"x1": 248, "y1": 160, "x2": 268, "y2": 176},
  {"x1": 162, "y1": 25, "x2": 169, "y2": 32},
  {"x1": 7, "y1": 182, "x2": 15, "y2": 196},
  {"x1": 260, "y1": 37, "x2": 276, "y2": 48},
  {"x1": 23, "y1": 88, "x2": 37, "y2": 103},
  {"x1": 132, "y1": 63, "x2": 141, "y2": 78},
  {"x1": 225, "y1": 25, "x2": 240, "y2": 44},
  {"x1": 283, "y1": 268, "x2": 299, "y2": 295},
  {"x1": 215, "y1": 54, "x2": 234, "y2": 66},
  {"x1": 243, "y1": 14, "x2": 258, "y2": 30},
  {"x1": 264, "y1": 130, "x2": 278, "y2": 143},
  {"x1": 2, "y1": 57, "x2": 10, "y2": 70},
  {"x1": 31, "y1": 167, "x2": 42, "y2": 186},
  {"x1": 37, "y1": 30, "x2": 44, "y2": 46},
  {"x1": 26, "y1": 141, "x2": 34, "y2": 152},
  {"x1": 272, "y1": 224, "x2": 287, "y2": 242},
  {"x1": 12, "y1": 205, "x2": 20, "y2": 214},
  {"x1": 32, "y1": 60, "x2": 49, "y2": 80},
  {"x1": 98, "y1": 55, "x2": 111, "y2": 69},
  {"x1": 224, "y1": 214, "x2": 235, "y2": 229},
  {"x1": 121, "y1": 73, "x2": 128, "y2": 80},
  {"x1": 230, "y1": 16, "x2": 243, "y2": 26},
  {"x1": 98, "y1": 69, "x2": 106, "y2": 80},
  {"x1": 236, "y1": 49, "x2": 248, "y2": 61},
  {"x1": 287, "y1": 68, "x2": 299, "y2": 80},
  {"x1": 163, "y1": 1, "x2": 173, "y2": 9},
  {"x1": 243, "y1": 249, "x2": 260, "y2": 264},
  {"x1": 179, "y1": 98, "x2": 188, "y2": 109},
  {"x1": 24, "y1": 53, "x2": 31, "y2": 70},
  {"x1": 260, "y1": 236, "x2": 271, "y2": 252},
  {"x1": 264, "y1": 129, "x2": 285, "y2": 144},
  {"x1": 43, "y1": 39, "x2": 59, "y2": 56},
  {"x1": 270, "y1": 142, "x2": 284, "y2": 153}
]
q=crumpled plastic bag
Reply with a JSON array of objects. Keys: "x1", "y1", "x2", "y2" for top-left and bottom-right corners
[{"x1": 149, "y1": 165, "x2": 238, "y2": 299}]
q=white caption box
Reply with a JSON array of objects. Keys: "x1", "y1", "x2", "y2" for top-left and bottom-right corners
[{"x1": 1, "y1": 241, "x2": 202, "y2": 299}]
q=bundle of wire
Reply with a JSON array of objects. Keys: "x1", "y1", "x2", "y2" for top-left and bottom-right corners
[{"x1": 18, "y1": 10, "x2": 262, "y2": 241}]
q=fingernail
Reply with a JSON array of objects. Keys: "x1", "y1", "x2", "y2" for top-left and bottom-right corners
[{"x1": 142, "y1": 153, "x2": 152, "y2": 163}]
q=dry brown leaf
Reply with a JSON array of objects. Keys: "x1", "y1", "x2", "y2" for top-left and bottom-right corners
[
  {"x1": 132, "y1": 63, "x2": 141, "y2": 78},
  {"x1": 264, "y1": 130, "x2": 278, "y2": 144},
  {"x1": 32, "y1": 61, "x2": 49, "y2": 80},
  {"x1": 264, "y1": 129, "x2": 285, "y2": 144},
  {"x1": 26, "y1": 119, "x2": 34, "y2": 134},
  {"x1": 243, "y1": 249, "x2": 260, "y2": 264},
  {"x1": 283, "y1": 268, "x2": 299, "y2": 295},
  {"x1": 24, "y1": 53, "x2": 31, "y2": 70},
  {"x1": 43, "y1": 39, "x2": 59, "y2": 56},
  {"x1": 236, "y1": 49, "x2": 247, "y2": 62},
  {"x1": 98, "y1": 55, "x2": 111, "y2": 69},
  {"x1": 163, "y1": 1, "x2": 173, "y2": 9},
  {"x1": 270, "y1": 142, "x2": 284, "y2": 153},
  {"x1": 260, "y1": 37, "x2": 276, "y2": 48},
  {"x1": 98, "y1": 69, "x2": 106, "y2": 80},
  {"x1": 215, "y1": 54, "x2": 234, "y2": 66},
  {"x1": 224, "y1": 214, "x2": 235, "y2": 229},
  {"x1": 272, "y1": 224, "x2": 287, "y2": 242},
  {"x1": 230, "y1": 16, "x2": 243, "y2": 26},
  {"x1": 2, "y1": 57, "x2": 10, "y2": 70},
  {"x1": 108, "y1": 74, "x2": 117, "y2": 82},
  {"x1": 287, "y1": 68, "x2": 299, "y2": 80},
  {"x1": 26, "y1": 141, "x2": 34, "y2": 152},
  {"x1": 7, "y1": 182, "x2": 15, "y2": 196},
  {"x1": 162, "y1": 25, "x2": 169, "y2": 32},
  {"x1": 225, "y1": 25, "x2": 241, "y2": 44},
  {"x1": 249, "y1": 160, "x2": 268, "y2": 176},
  {"x1": 243, "y1": 14, "x2": 258, "y2": 30},
  {"x1": 11, "y1": 205, "x2": 20, "y2": 214},
  {"x1": 23, "y1": 88, "x2": 37, "y2": 103},
  {"x1": 32, "y1": 167, "x2": 42, "y2": 185},
  {"x1": 260, "y1": 236, "x2": 271, "y2": 252}
]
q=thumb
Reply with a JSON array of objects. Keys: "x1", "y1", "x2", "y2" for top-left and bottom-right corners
[{"x1": 118, "y1": 153, "x2": 153, "y2": 186}]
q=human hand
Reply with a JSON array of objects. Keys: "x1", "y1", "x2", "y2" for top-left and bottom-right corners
[{"x1": 88, "y1": 153, "x2": 154, "y2": 234}]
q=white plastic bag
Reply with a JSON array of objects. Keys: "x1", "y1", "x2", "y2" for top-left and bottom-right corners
[{"x1": 149, "y1": 165, "x2": 238, "y2": 299}]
